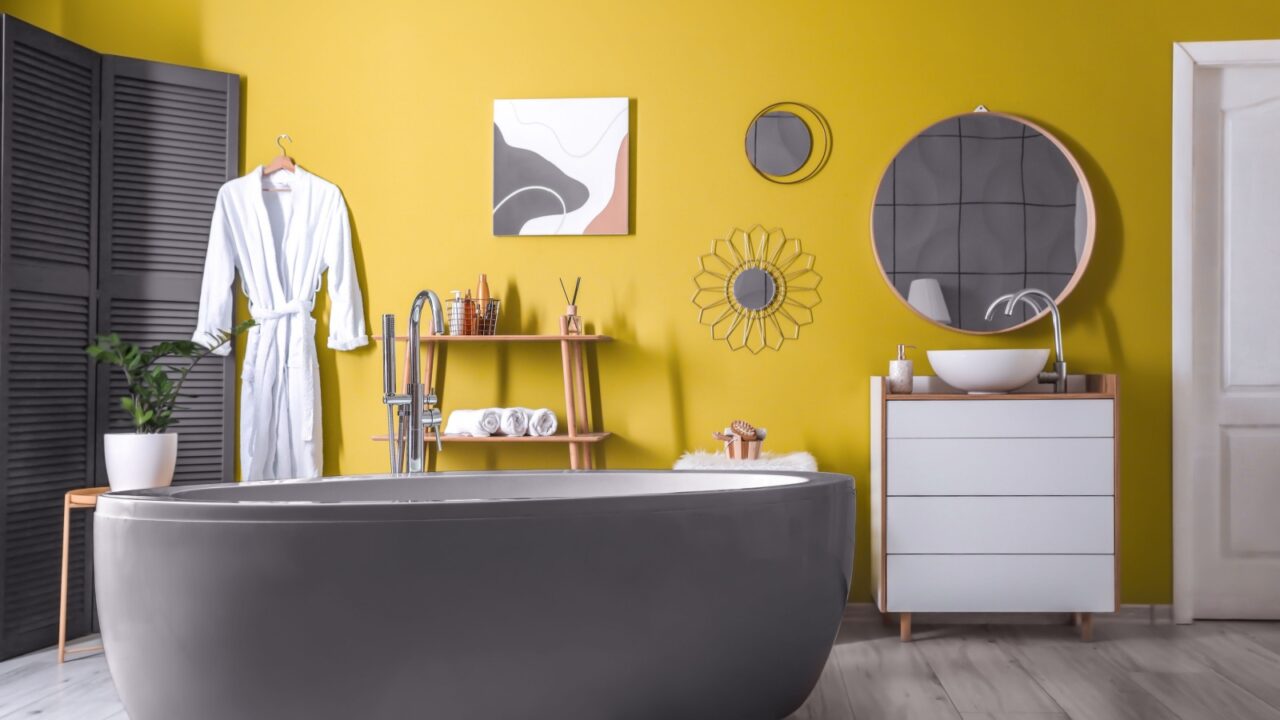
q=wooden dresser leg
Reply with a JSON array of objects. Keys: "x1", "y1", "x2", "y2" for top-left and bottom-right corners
[
  {"x1": 1078, "y1": 612, "x2": 1093, "y2": 642},
  {"x1": 900, "y1": 612, "x2": 912, "y2": 642}
]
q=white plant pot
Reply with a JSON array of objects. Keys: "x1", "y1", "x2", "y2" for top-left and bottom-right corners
[{"x1": 104, "y1": 433, "x2": 178, "y2": 491}]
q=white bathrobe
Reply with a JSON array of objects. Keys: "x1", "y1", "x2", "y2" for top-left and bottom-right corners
[{"x1": 193, "y1": 166, "x2": 368, "y2": 481}]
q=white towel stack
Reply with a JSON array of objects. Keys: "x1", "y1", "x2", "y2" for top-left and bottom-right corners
[{"x1": 444, "y1": 408, "x2": 557, "y2": 437}]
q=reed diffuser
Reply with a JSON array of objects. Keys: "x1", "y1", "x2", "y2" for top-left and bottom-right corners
[{"x1": 560, "y1": 277, "x2": 582, "y2": 335}]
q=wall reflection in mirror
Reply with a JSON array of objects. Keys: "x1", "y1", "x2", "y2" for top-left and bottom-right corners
[
  {"x1": 871, "y1": 111, "x2": 1094, "y2": 332},
  {"x1": 747, "y1": 112, "x2": 811, "y2": 177}
]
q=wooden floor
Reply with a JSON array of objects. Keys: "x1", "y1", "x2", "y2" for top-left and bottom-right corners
[{"x1": 3, "y1": 615, "x2": 1280, "y2": 719}]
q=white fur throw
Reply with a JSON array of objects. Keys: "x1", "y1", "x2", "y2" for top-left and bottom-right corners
[{"x1": 673, "y1": 450, "x2": 818, "y2": 471}]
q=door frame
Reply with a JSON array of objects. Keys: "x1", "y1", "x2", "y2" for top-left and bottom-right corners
[{"x1": 1172, "y1": 39, "x2": 1280, "y2": 624}]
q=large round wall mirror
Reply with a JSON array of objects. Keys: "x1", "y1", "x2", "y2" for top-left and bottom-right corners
[
  {"x1": 745, "y1": 102, "x2": 832, "y2": 184},
  {"x1": 871, "y1": 111, "x2": 1094, "y2": 332}
]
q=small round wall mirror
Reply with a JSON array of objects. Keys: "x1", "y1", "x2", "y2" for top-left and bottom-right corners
[
  {"x1": 733, "y1": 267, "x2": 777, "y2": 310},
  {"x1": 870, "y1": 110, "x2": 1095, "y2": 332},
  {"x1": 745, "y1": 102, "x2": 832, "y2": 184}
]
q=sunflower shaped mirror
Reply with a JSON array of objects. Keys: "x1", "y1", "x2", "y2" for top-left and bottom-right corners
[{"x1": 692, "y1": 226, "x2": 822, "y2": 353}]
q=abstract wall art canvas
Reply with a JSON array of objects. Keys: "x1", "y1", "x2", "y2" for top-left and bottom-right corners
[{"x1": 493, "y1": 97, "x2": 630, "y2": 236}]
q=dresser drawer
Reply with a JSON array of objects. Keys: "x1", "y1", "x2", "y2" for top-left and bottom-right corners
[
  {"x1": 887, "y1": 438, "x2": 1114, "y2": 495},
  {"x1": 887, "y1": 399, "x2": 1113, "y2": 439},
  {"x1": 887, "y1": 496, "x2": 1114, "y2": 554},
  {"x1": 887, "y1": 554, "x2": 1115, "y2": 612}
]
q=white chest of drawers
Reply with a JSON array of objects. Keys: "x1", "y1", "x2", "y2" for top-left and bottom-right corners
[{"x1": 870, "y1": 376, "x2": 1119, "y2": 641}]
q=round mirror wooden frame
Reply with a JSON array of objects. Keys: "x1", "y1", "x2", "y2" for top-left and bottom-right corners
[{"x1": 869, "y1": 110, "x2": 1095, "y2": 334}]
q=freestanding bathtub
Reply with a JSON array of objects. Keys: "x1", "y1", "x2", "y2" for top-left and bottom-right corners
[{"x1": 95, "y1": 470, "x2": 854, "y2": 720}]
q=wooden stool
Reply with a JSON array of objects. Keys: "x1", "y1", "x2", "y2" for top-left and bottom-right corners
[{"x1": 59, "y1": 487, "x2": 108, "y2": 662}]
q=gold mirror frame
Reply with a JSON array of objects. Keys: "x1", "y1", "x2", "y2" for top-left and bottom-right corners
[
  {"x1": 745, "y1": 102, "x2": 832, "y2": 184},
  {"x1": 869, "y1": 110, "x2": 1096, "y2": 334},
  {"x1": 692, "y1": 225, "x2": 822, "y2": 353}
]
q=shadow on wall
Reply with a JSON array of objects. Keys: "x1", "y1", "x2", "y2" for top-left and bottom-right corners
[
  {"x1": 1024, "y1": 115, "x2": 1126, "y2": 370},
  {"x1": 317, "y1": 211, "x2": 379, "y2": 475}
]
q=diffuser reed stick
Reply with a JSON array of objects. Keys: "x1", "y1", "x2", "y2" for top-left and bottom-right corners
[{"x1": 560, "y1": 277, "x2": 582, "y2": 334}]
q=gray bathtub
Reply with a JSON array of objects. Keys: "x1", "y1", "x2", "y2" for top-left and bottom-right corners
[{"x1": 95, "y1": 470, "x2": 854, "y2": 720}]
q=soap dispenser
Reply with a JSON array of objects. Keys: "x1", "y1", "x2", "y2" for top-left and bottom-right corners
[{"x1": 889, "y1": 344, "x2": 916, "y2": 394}]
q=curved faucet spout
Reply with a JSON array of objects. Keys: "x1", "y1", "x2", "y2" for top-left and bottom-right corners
[
  {"x1": 409, "y1": 290, "x2": 444, "y2": 337},
  {"x1": 1010, "y1": 288, "x2": 1063, "y2": 363},
  {"x1": 984, "y1": 287, "x2": 1068, "y2": 393},
  {"x1": 405, "y1": 290, "x2": 445, "y2": 473}
]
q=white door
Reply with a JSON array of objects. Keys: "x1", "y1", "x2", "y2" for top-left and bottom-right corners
[{"x1": 1177, "y1": 44, "x2": 1280, "y2": 620}]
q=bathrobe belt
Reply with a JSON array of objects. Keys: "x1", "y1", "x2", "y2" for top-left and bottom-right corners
[{"x1": 249, "y1": 299, "x2": 318, "y2": 455}]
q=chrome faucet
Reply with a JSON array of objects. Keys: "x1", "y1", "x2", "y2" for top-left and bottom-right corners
[
  {"x1": 984, "y1": 288, "x2": 1068, "y2": 393},
  {"x1": 382, "y1": 290, "x2": 445, "y2": 473}
]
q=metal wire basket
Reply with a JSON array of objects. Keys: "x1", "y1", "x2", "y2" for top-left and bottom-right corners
[{"x1": 447, "y1": 298, "x2": 500, "y2": 336}]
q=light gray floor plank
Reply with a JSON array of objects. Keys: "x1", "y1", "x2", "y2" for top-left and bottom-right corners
[
  {"x1": 1129, "y1": 671, "x2": 1280, "y2": 720},
  {"x1": 1230, "y1": 620, "x2": 1280, "y2": 658},
  {"x1": 832, "y1": 620, "x2": 962, "y2": 720},
  {"x1": 0, "y1": 645, "x2": 110, "y2": 718},
  {"x1": 786, "y1": 650, "x2": 856, "y2": 720},
  {"x1": 916, "y1": 627, "x2": 1064, "y2": 715},
  {"x1": 962, "y1": 707, "x2": 1070, "y2": 712},
  {"x1": 1087, "y1": 622, "x2": 1209, "y2": 674},
  {"x1": 0, "y1": 645, "x2": 121, "y2": 720},
  {"x1": 993, "y1": 625, "x2": 1183, "y2": 720},
  {"x1": 1170, "y1": 623, "x2": 1280, "y2": 713}
]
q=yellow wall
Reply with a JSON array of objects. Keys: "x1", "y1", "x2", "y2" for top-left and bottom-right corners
[{"x1": 10, "y1": 0, "x2": 1280, "y2": 604}]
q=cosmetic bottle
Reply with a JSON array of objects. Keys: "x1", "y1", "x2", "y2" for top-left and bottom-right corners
[{"x1": 889, "y1": 344, "x2": 915, "y2": 394}]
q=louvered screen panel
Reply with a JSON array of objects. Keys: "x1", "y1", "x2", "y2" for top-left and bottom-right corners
[
  {"x1": 3, "y1": 293, "x2": 93, "y2": 647},
  {"x1": 105, "y1": 299, "x2": 230, "y2": 485},
  {"x1": 97, "y1": 56, "x2": 240, "y2": 491},
  {"x1": 0, "y1": 16, "x2": 99, "y2": 659}
]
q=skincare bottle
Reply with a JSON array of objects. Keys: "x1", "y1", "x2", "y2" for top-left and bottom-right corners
[
  {"x1": 448, "y1": 290, "x2": 463, "y2": 335},
  {"x1": 889, "y1": 344, "x2": 915, "y2": 394},
  {"x1": 463, "y1": 290, "x2": 475, "y2": 335},
  {"x1": 476, "y1": 274, "x2": 491, "y2": 333}
]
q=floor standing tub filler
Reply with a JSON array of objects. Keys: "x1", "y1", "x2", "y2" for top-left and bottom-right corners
[{"x1": 95, "y1": 470, "x2": 855, "y2": 720}]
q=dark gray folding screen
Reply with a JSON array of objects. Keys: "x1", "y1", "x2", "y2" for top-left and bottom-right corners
[{"x1": 0, "y1": 15, "x2": 239, "y2": 660}]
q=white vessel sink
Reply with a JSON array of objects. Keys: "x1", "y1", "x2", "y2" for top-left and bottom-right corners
[{"x1": 927, "y1": 349, "x2": 1050, "y2": 393}]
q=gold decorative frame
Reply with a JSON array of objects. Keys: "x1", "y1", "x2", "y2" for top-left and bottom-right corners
[{"x1": 691, "y1": 225, "x2": 822, "y2": 353}]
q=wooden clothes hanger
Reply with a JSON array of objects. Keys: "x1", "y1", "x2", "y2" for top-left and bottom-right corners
[{"x1": 261, "y1": 133, "x2": 296, "y2": 192}]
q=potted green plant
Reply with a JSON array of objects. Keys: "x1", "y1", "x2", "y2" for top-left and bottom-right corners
[{"x1": 86, "y1": 321, "x2": 254, "y2": 491}]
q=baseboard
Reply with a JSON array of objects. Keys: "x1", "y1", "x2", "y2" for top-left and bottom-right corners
[{"x1": 843, "y1": 602, "x2": 1174, "y2": 625}]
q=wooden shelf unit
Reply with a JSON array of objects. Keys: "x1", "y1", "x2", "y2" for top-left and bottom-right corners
[{"x1": 371, "y1": 322, "x2": 610, "y2": 469}]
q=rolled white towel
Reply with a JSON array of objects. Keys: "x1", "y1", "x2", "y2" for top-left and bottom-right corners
[
  {"x1": 443, "y1": 408, "x2": 501, "y2": 437},
  {"x1": 497, "y1": 407, "x2": 529, "y2": 437},
  {"x1": 515, "y1": 407, "x2": 558, "y2": 437}
]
